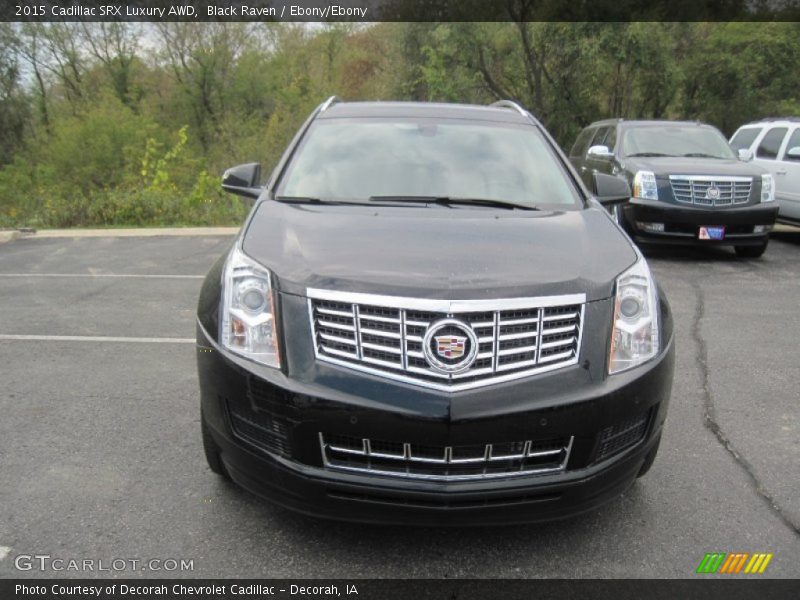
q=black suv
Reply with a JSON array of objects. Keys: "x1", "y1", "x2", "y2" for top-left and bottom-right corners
[
  {"x1": 569, "y1": 119, "x2": 779, "y2": 257},
  {"x1": 196, "y1": 99, "x2": 675, "y2": 525}
]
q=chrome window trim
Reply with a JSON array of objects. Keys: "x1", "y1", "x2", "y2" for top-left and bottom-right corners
[{"x1": 306, "y1": 288, "x2": 585, "y2": 392}]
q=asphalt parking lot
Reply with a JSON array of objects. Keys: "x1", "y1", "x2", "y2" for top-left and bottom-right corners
[{"x1": 1, "y1": 230, "x2": 798, "y2": 579}]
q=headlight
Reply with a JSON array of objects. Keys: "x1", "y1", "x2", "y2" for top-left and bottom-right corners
[
  {"x1": 761, "y1": 174, "x2": 775, "y2": 203},
  {"x1": 609, "y1": 255, "x2": 659, "y2": 374},
  {"x1": 632, "y1": 170, "x2": 658, "y2": 201},
  {"x1": 221, "y1": 246, "x2": 280, "y2": 368}
]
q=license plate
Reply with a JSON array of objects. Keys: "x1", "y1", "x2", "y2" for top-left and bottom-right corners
[{"x1": 699, "y1": 226, "x2": 725, "y2": 240}]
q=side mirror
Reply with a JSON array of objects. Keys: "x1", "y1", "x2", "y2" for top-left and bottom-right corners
[
  {"x1": 222, "y1": 163, "x2": 263, "y2": 199},
  {"x1": 737, "y1": 148, "x2": 754, "y2": 162},
  {"x1": 587, "y1": 145, "x2": 614, "y2": 160},
  {"x1": 592, "y1": 172, "x2": 631, "y2": 206},
  {"x1": 786, "y1": 146, "x2": 800, "y2": 160}
]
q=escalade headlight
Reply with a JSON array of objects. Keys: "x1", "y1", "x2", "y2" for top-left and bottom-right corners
[
  {"x1": 632, "y1": 170, "x2": 658, "y2": 201},
  {"x1": 761, "y1": 174, "x2": 775, "y2": 203},
  {"x1": 221, "y1": 246, "x2": 280, "y2": 368},
  {"x1": 609, "y1": 255, "x2": 659, "y2": 374}
]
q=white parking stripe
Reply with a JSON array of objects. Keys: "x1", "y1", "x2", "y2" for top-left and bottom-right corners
[
  {"x1": 0, "y1": 546, "x2": 10, "y2": 561},
  {"x1": 0, "y1": 334, "x2": 194, "y2": 344},
  {"x1": 0, "y1": 273, "x2": 204, "y2": 279}
]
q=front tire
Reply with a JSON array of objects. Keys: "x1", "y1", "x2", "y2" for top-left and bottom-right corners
[
  {"x1": 734, "y1": 241, "x2": 768, "y2": 258},
  {"x1": 202, "y1": 413, "x2": 230, "y2": 479}
]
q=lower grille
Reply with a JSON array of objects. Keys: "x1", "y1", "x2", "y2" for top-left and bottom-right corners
[
  {"x1": 327, "y1": 489, "x2": 561, "y2": 509},
  {"x1": 594, "y1": 412, "x2": 650, "y2": 462},
  {"x1": 227, "y1": 401, "x2": 291, "y2": 458},
  {"x1": 320, "y1": 433, "x2": 573, "y2": 481}
]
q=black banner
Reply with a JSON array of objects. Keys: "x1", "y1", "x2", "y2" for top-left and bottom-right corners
[
  {"x1": 2, "y1": 0, "x2": 800, "y2": 22},
  {"x1": 3, "y1": 579, "x2": 800, "y2": 600}
]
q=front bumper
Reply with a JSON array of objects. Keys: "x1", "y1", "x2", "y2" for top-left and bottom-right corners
[
  {"x1": 196, "y1": 314, "x2": 675, "y2": 525},
  {"x1": 622, "y1": 198, "x2": 779, "y2": 246}
]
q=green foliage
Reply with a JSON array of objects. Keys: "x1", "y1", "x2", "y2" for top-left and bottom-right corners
[
  {"x1": 0, "y1": 100, "x2": 248, "y2": 228},
  {"x1": 680, "y1": 23, "x2": 800, "y2": 134},
  {"x1": 0, "y1": 23, "x2": 29, "y2": 166},
  {"x1": 0, "y1": 22, "x2": 799, "y2": 229}
]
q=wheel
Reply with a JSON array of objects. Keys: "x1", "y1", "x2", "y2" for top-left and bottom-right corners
[
  {"x1": 202, "y1": 413, "x2": 230, "y2": 479},
  {"x1": 636, "y1": 433, "x2": 661, "y2": 478},
  {"x1": 734, "y1": 241, "x2": 768, "y2": 258}
]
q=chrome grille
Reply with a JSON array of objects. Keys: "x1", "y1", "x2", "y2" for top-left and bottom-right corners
[
  {"x1": 669, "y1": 175, "x2": 752, "y2": 206},
  {"x1": 308, "y1": 289, "x2": 585, "y2": 391},
  {"x1": 320, "y1": 433, "x2": 573, "y2": 481}
]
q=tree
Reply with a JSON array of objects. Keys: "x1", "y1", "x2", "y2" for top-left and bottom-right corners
[
  {"x1": 0, "y1": 24, "x2": 28, "y2": 165},
  {"x1": 81, "y1": 22, "x2": 143, "y2": 109}
]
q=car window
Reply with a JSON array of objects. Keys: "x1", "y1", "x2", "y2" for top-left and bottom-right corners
[
  {"x1": 279, "y1": 118, "x2": 581, "y2": 207},
  {"x1": 756, "y1": 127, "x2": 788, "y2": 160},
  {"x1": 782, "y1": 128, "x2": 800, "y2": 162},
  {"x1": 602, "y1": 126, "x2": 617, "y2": 151},
  {"x1": 589, "y1": 127, "x2": 610, "y2": 149},
  {"x1": 570, "y1": 127, "x2": 594, "y2": 158},
  {"x1": 620, "y1": 125, "x2": 735, "y2": 159},
  {"x1": 729, "y1": 127, "x2": 762, "y2": 151}
]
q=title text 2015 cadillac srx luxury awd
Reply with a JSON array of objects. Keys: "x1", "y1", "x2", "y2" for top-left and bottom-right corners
[{"x1": 196, "y1": 99, "x2": 675, "y2": 525}]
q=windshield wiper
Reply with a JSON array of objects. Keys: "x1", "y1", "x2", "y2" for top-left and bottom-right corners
[
  {"x1": 274, "y1": 195, "x2": 367, "y2": 206},
  {"x1": 626, "y1": 152, "x2": 676, "y2": 158},
  {"x1": 681, "y1": 153, "x2": 722, "y2": 158},
  {"x1": 368, "y1": 195, "x2": 539, "y2": 210},
  {"x1": 274, "y1": 195, "x2": 326, "y2": 204}
]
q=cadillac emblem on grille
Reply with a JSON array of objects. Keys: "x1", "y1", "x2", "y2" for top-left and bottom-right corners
[
  {"x1": 706, "y1": 184, "x2": 720, "y2": 200},
  {"x1": 436, "y1": 335, "x2": 466, "y2": 359},
  {"x1": 423, "y1": 319, "x2": 478, "y2": 374}
]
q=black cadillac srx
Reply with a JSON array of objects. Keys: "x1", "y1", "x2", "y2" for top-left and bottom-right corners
[
  {"x1": 196, "y1": 99, "x2": 675, "y2": 525},
  {"x1": 569, "y1": 119, "x2": 779, "y2": 257}
]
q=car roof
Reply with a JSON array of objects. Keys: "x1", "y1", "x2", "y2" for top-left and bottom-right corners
[
  {"x1": 585, "y1": 119, "x2": 716, "y2": 129},
  {"x1": 318, "y1": 101, "x2": 533, "y2": 124},
  {"x1": 619, "y1": 120, "x2": 714, "y2": 128},
  {"x1": 738, "y1": 117, "x2": 800, "y2": 128}
]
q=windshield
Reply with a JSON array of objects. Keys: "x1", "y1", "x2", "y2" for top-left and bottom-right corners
[
  {"x1": 621, "y1": 125, "x2": 736, "y2": 159},
  {"x1": 277, "y1": 118, "x2": 580, "y2": 207}
]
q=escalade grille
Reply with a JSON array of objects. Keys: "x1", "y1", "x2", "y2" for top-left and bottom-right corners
[
  {"x1": 320, "y1": 433, "x2": 573, "y2": 481},
  {"x1": 669, "y1": 175, "x2": 752, "y2": 206},
  {"x1": 308, "y1": 289, "x2": 585, "y2": 391}
]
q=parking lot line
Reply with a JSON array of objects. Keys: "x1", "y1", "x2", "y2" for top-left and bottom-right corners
[
  {"x1": 0, "y1": 273, "x2": 204, "y2": 279},
  {"x1": 0, "y1": 334, "x2": 194, "y2": 343},
  {"x1": 0, "y1": 547, "x2": 10, "y2": 561}
]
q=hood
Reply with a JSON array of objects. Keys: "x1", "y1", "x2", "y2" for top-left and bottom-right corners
[
  {"x1": 622, "y1": 156, "x2": 768, "y2": 177},
  {"x1": 242, "y1": 201, "x2": 638, "y2": 302}
]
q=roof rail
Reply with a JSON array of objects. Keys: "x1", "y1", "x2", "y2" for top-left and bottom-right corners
[
  {"x1": 489, "y1": 100, "x2": 528, "y2": 118},
  {"x1": 757, "y1": 116, "x2": 800, "y2": 123},
  {"x1": 319, "y1": 95, "x2": 341, "y2": 113}
]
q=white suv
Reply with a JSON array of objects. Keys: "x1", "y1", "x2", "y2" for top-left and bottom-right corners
[{"x1": 730, "y1": 118, "x2": 800, "y2": 223}]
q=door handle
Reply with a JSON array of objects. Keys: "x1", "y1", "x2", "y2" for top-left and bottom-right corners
[{"x1": 775, "y1": 170, "x2": 787, "y2": 175}]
